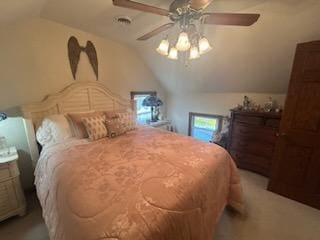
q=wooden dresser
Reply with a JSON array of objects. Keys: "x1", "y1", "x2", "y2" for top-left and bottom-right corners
[{"x1": 227, "y1": 110, "x2": 281, "y2": 177}]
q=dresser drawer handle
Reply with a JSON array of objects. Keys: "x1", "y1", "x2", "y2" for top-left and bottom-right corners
[
  {"x1": 239, "y1": 129, "x2": 249, "y2": 134},
  {"x1": 238, "y1": 142, "x2": 248, "y2": 147},
  {"x1": 234, "y1": 153, "x2": 244, "y2": 159},
  {"x1": 276, "y1": 132, "x2": 287, "y2": 137}
]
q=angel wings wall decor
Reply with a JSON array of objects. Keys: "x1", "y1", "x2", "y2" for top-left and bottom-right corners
[{"x1": 68, "y1": 36, "x2": 99, "y2": 80}]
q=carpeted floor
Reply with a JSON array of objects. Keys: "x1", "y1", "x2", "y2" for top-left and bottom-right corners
[{"x1": 0, "y1": 170, "x2": 319, "y2": 240}]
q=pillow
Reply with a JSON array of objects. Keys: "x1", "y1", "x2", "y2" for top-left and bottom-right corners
[
  {"x1": 115, "y1": 110, "x2": 136, "y2": 132},
  {"x1": 104, "y1": 111, "x2": 118, "y2": 119},
  {"x1": 67, "y1": 111, "x2": 103, "y2": 139},
  {"x1": 36, "y1": 115, "x2": 73, "y2": 147},
  {"x1": 82, "y1": 115, "x2": 108, "y2": 141},
  {"x1": 105, "y1": 117, "x2": 127, "y2": 138}
]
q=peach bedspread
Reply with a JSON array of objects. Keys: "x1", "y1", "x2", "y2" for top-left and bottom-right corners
[{"x1": 35, "y1": 127, "x2": 243, "y2": 240}]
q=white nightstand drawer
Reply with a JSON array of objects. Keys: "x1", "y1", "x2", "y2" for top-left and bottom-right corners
[
  {"x1": 0, "y1": 164, "x2": 11, "y2": 182},
  {"x1": 0, "y1": 180, "x2": 19, "y2": 216},
  {"x1": 0, "y1": 146, "x2": 26, "y2": 221}
]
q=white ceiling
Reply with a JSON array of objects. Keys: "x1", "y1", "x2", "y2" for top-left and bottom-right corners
[{"x1": 1, "y1": 0, "x2": 320, "y2": 93}]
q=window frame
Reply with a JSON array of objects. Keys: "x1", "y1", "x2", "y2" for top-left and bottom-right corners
[
  {"x1": 130, "y1": 91, "x2": 157, "y2": 100},
  {"x1": 188, "y1": 112, "x2": 223, "y2": 140},
  {"x1": 130, "y1": 91, "x2": 157, "y2": 124}
]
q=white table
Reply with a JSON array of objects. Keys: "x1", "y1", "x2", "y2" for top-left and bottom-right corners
[
  {"x1": 0, "y1": 147, "x2": 18, "y2": 163},
  {"x1": 148, "y1": 120, "x2": 172, "y2": 131}
]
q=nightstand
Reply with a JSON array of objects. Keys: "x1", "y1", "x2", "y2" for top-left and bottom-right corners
[
  {"x1": 0, "y1": 146, "x2": 26, "y2": 222},
  {"x1": 148, "y1": 120, "x2": 172, "y2": 131}
]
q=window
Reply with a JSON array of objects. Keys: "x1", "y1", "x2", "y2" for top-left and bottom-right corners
[
  {"x1": 130, "y1": 91, "x2": 156, "y2": 124},
  {"x1": 188, "y1": 112, "x2": 223, "y2": 142}
]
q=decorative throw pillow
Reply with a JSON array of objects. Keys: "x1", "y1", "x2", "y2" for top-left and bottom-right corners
[
  {"x1": 67, "y1": 111, "x2": 103, "y2": 139},
  {"x1": 36, "y1": 114, "x2": 73, "y2": 147},
  {"x1": 82, "y1": 115, "x2": 108, "y2": 141},
  {"x1": 104, "y1": 111, "x2": 118, "y2": 119},
  {"x1": 116, "y1": 110, "x2": 136, "y2": 132},
  {"x1": 105, "y1": 117, "x2": 127, "y2": 138}
]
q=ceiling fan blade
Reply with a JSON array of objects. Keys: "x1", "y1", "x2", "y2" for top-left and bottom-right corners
[
  {"x1": 137, "y1": 23, "x2": 174, "y2": 41},
  {"x1": 203, "y1": 13, "x2": 260, "y2": 26},
  {"x1": 113, "y1": 0, "x2": 170, "y2": 16},
  {"x1": 190, "y1": 0, "x2": 214, "y2": 10}
]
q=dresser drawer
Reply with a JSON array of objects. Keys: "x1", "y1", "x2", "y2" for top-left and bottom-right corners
[
  {"x1": 0, "y1": 180, "x2": 19, "y2": 216},
  {"x1": 265, "y1": 118, "x2": 281, "y2": 128},
  {"x1": 0, "y1": 150, "x2": 26, "y2": 221},
  {"x1": 230, "y1": 150, "x2": 270, "y2": 176},
  {"x1": 232, "y1": 123, "x2": 277, "y2": 144},
  {"x1": 228, "y1": 111, "x2": 281, "y2": 177},
  {"x1": 234, "y1": 114, "x2": 264, "y2": 125},
  {"x1": 0, "y1": 164, "x2": 11, "y2": 182},
  {"x1": 230, "y1": 137, "x2": 275, "y2": 158}
]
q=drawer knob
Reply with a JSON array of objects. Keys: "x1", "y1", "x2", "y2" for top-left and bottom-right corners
[{"x1": 276, "y1": 132, "x2": 287, "y2": 137}]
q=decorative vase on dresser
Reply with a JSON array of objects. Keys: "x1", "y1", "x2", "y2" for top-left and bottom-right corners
[
  {"x1": 0, "y1": 146, "x2": 26, "y2": 222},
  {"x1": 227, "y1": 110, "x2": 281, "y2": 177}
]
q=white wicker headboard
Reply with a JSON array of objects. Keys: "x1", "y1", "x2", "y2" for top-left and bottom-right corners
[
  {"x1": 22, "y1": 81, "x2": 133, "y2": 126},
  {"x1": 21, "y1": 81, "x2": 134, "y2": 166}
]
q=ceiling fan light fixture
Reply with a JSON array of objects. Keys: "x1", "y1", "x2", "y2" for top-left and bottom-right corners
[
  {"x1": 176, "y1": 32, "x2": 191, "y2": 51},
  {"x1": 156, "y1": 39, "x2": 170, "y2": 55},
  {"x1": 189, "y1": 46, "x2": 200, "y2": 60},
  {"x1": 113, "y1": 0, "x2": 261, "y2": 62},
  {"x1": 199, "y1": 37, "x2": 212, "y2": 54},
  {"x1": 168, "y1": 47, "x2": 178, "y2": 60}
]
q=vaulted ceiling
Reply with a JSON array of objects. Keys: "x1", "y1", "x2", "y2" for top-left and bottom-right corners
[{"x1": 1, "y1": 0, "x2": 320, "y2": 93}]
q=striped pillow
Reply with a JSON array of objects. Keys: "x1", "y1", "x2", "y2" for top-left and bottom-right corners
[{"x1": 82, "y1": 115, "x2": 108, "y2": 141}]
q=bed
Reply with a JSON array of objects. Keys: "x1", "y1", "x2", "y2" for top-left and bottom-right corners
[{"x1": 21, "y1": 81, "x2": 243, "y2": 240}]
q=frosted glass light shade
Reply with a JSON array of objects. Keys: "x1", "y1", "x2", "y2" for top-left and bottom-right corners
[
  {"x1": 168, "y1": 47, "x2": 178, "y2": 60},
  {"x1": 189, "y1": 46, "x2": 200, "y2": 59},
  {"x1": 199, "y1": 37, "x2": 212, "y2": 54},
  {"x1": 176, "y1": 32, "x2": 191, "y2": 51},
  {"x1": 156, "y1": 39, "x2": 169, "y2": 56}
]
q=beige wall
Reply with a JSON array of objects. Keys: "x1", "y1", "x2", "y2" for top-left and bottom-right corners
[
  {"x1": 167, "y1": 93, "x2": 286, "y2": 135},
  {"x1": 0, "y1": 18, "x2": 166, "y2": 189},
  {"x1": 0, "y1": 18, "x2": 165, "y2": 109}
]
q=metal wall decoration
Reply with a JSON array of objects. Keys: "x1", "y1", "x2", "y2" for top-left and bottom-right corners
[{"x1": 68, "y1": 36, "x2": 99, "y2": 80}]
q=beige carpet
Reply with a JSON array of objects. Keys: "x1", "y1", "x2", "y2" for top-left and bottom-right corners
[
  {"x1": 0, "y1": 170, "x2": 319, "y2": 240},
  {"x1": 214, "y1": 170, "x2": 320, "y2": 240},
  {"x1": 0, "y1": 192, "x2": 48, "y2": 240}
]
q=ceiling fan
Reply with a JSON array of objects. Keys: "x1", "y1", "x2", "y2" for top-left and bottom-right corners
[{"x1": 113, "y1": 0, "x2": 260, "y2": 60}]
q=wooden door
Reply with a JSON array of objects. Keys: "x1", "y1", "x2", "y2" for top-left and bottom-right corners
[{"x1": 268, "y1": 41, "x2": 320, "y2": 209}]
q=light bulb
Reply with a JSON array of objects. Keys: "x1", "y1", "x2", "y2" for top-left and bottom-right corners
[
  {"x1": 199, "y1": 37, "x2": 212, "y2": 54},
  {"x1": 176, "y1": 32, "x2": 191, "y2": 51},
  {"x1": 168, "y1": 47, "x2": 178, "y2": 60},
  {"x1": 189, "y1": 46, "x2": 200, "y2": 60},
  {"x1": 156, "y1": 39, "x2": 169, "y2": 56}
]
